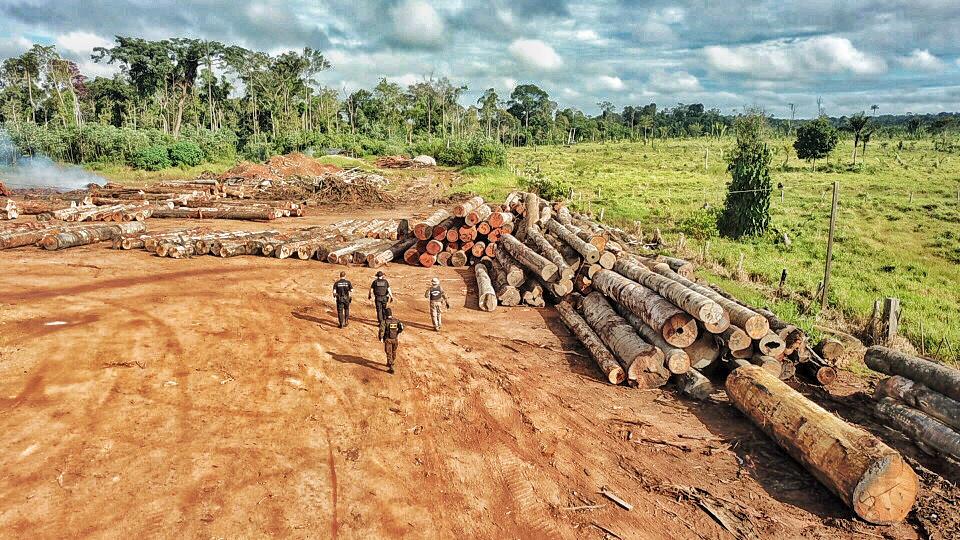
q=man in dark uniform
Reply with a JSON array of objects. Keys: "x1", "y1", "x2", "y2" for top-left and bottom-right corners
[
  {"x1": 378, "y1": 307, "x2": 404, "y2": 374},
  {"x1": 368, "y1": 270, "x2": 394, "y2": 324},
  {"x1": 424, "y1": 277, "x2": 450, "y2": 331},
  {"x1": 333, "y1": 271, "x2": 353, "y2": 328}
]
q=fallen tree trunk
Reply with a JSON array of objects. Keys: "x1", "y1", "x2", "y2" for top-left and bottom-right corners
[
  {"x1": 494, "y1": 247, "x2": 526, "y2": 287},
  {"x1": 580, "y1": 291, "x2": 668, "y2": 388},
  {"x1": 614, "y1": 303, "x2": 691, "y2": 375},
  {"x1": 592, "y1": 269, "x2": 697, "y2": 348},
  {"x1": 500, "y1": 234, "x2": 559, "y2": 282},
  {"x1": 726, "y1": 364, "x2": 919, "y2": 525},
  {"x1": 865, "y1": 346, "x2": 960, "y2": 402},
  {"x1": 526, "y1": 227, "x2": 574, "y2": 281},
  {"x1": 674, "y1": 369, "x2": 713, "y2": 400},
  {"x1": 875, "y1": 398, "x2": 960, "y2": 461},
  {"x1": 367, "y1": 237, "x2": 418, "y2": 268},
  {"x1": 651, "y1": 263, "x2": 768, "y2": 339},
  {"x1": 474, "y1": 261, "x2": 498, "y2": 312},
  {"x1": 613, "y1": 258, "x2": 724, "y2": 325},
  {"x1": 40, "y1": 222, "x2": 146, "y2": 250},
  {"x1": 414, "y1": 209, "x2": 451, "y2": 240},
  {"x1": 876, "y1": 376, "x2": 960, "y2": 432},
  {"x1": 817, "y1": 339, "x2": 846, "y2": 363},
  {"x1": 556, "y1": 301, "x2": 625, "y2": 385},
  {"x1": 546, "y1": 219, "x2": 600, "y2": 264}
]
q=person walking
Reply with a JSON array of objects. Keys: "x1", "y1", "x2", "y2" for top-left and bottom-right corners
[
  {"x1": 332, "y1": 271, "x2": 353, "y2": 328},
  {"x1": 368, "y1": 270, "x2": 394, "y2": 324},
  {"x1": 378, "y1": 307, "x2": 404, "y2": 374},
  {"x1": 424, "y1": 277, "x2": 450, "y2": 331}
]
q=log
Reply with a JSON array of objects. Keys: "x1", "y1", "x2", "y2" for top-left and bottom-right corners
[
  {"x1": 367, "y1": 237, "x2": 418, "y2": 268},
  {"x1": 614, "y1": 303, "x2": 691, "y2": 375},
  {"x1": 875, "y1": 398, "x2": 960, "y2": 461},
  {"x1": 458, "y1": 225, "x2": 477, "y2": 242},
  {"x1": 414, "y1": 209, "x2": 451, "y2": 240},
  {"x1": 613, "y1": 258, "x2": 724, "y2": 325},
  {"x1": 750, "y1": 354, "x2": 783, "y2": 377},
  {"x1": 446, "y1": 228, "x2": 459, "y2": 242},
  {"x1": 865, "y1": 346, "x2": 960, "y2": 402},
  {"x1": 474, "y1": 262, "x2": 498, "y2": 312},
  {"x1": 598, "y1": 251, "x2": 617, "y2": 269},
  {"x1": 470, "y1": 241, "x2": 486, "y2": 258},
  {"x1": 683, "y1": 331, "x2": 721, "y2": 371},
  {"x1": 454, "y1": 196, "x2": 484, "y2": 217},
  {"x1": 674, "y1": 369, "x2": 714, "y2": 400},
  {"x1": 661, "y1": 256, "x2": 695, "y2": 277},
  {"x1": 477, "y1": 221, "x2": 491, "y2": 235},
  {"x1": 403, "y1": 247, "x2": 420, "y2": 265},
  {"x1": 40, "y1": 222, "x2": 146, "y2": 250},
  {"x1": 494, "y1": 247, "x2": 525, "y2": 287},
  {"x1": 488, "y1": 211, "x2": 513, "y2": 228},
  {"x1": 521, "y1": 281, "x2": 545, "y2": 307},
  {"x1": 798, "y1": 361, "x2": 838, "y2": 386},
  {"x1": 546, "y1": 219, "x2": 600, "y2": 263},
  {"x1": 651, "y1": 263, "x2": 768, "y2": 338},
  {"x1": 556, "y1": 301, "x2": 625, "y2": 385},
  {"x1": 500, "y1": 234, "x2": 559, "y2": 282},
  {"x1": 449, "y1": 250, "x2": 468, "y2": 268},
  {"x1": 721, "y1": 326, "x2": 752, "y2": 352},
  {"x1": 876, "y1": 376, "x2": 960, "y2": 432},
  {"x1": 780, "y1": 359, "x2": 797, "y2": 380},
  {"x1": 418, "y1": 252, "x2": 438, "y2": 268},
  {"x1": 726, "y1": 364, "x2": 919, "y2": 525},
  {"x1": 580, "y1": 291, "x2": 668, "y2": 388},
  {"x1": 758, "y1": 332, "x2": 787, "y2": 357},
  {"x1": 426, "y1": 239, "x2": 444, "y2": 255},
  {"x1": 526, "y1": 227, "x2": 574, "y2": 281},
  {"x1": 437, "y1": 251, "x2": 451, "y2": 266},
  {"x1": 592, "y1": 269, "x2": 697, "y2": 348},
  {"x1": 465, "y1": 204, "x2": 492, "y2": 227},
  {"x1": 524, "y1": 192, "x2": 540, "y2": 229},
  {"x1": 817, "y1": 339, "x2": 846, "y2": 362},
  {"x1": 757, "y1": 308, "x2": 806, "y2": 351},
  {"x1": 484, "y1": 257, "x2": 521, "y2": 306}
]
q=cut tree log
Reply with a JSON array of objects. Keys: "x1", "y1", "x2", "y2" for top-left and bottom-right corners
[
  {"x1": 526, "y1": 227, "x2": 574, "y2": 281},
  {"x1": 465, "y1": 204, "x2": 492, "y2": 227},
  {"x1": 592, "y1": 269, "x2": 697, "y2": 348},
  {"x1": 675, "y1": 369, "x2": 714, "y2": 400},
  {"x1": 798, "y1": 359, "x2": 838, "y2": 386},
  {"x1": 613, "y1": 258, "x2": 724, "y2": 325},
  {"x1": 449, "y1": 250, "x2": 468, "y2": 268},
  {"x1": 684, "y1": 331, "x2": 721, "y2": 371},
  {"x1": 780, "y1": 360, "x2": 797, "y2": 381},
  {"x1": 750, "y1": 354, "x2": 784, "y2": 377},
  {"x1": 875, "y1": 398, "x2": 960, "y2": 461},
  {"x1": 474, "y1": 262, "x2": 498, "y2": 312},
  {"x1": 726, "y1": 364, "x2": 919, "y2": 525},
  {"x1": 484, "y1": 257, "x2": 521, "y2": 306},
  {"x1": 521, "y1": 281, "x2": 545, "y2": 307},
  {"x1": 494, "y1": 247, "x2": 525, "y2": 287},
  {"x1": 721, "y1": 326, "x2": 752, "y2": 352},
  {"x1": 757, "y1": 308, "x2": 806, "y2": 352},
  {"x1": 876, "y1": 375, "x2": 960, "y2": 432},
  {"x1": 488, "y1": 211, "x2": 513, "y2": 228},
  {"x1": 758, "y1": 332, "x2": 787, "y2": 357},
  {"x1": 651, "y1": 263, "x2": 768, "y2": 339},
  {"x1": 580, "y1": 291, "x2": 668, "y2": 388},
  {"x1": 454, "y1": 196, "x2": 484, "y2": 217},
  {"x1": 817, "y1": 339, "x2": 846, "y2": 362},
  {"x1": 500, "y1": 234, "x2": 559, "y2": 282},
  {"x1": 865, "y1": 346, "x2": 960, "y2": 402},
  {"x1": 614, "y1": 303, "x2": 691, "y2": 375},
  {"x1": 367, "y1": 237, "x2": 418, "y2": 268},
  {"x1": 598, "y1": 251, "x2": 617, "y2": 269},
  {"x1": 524, "y1": 192, "x2": 540, "y2": 230},
  {"x1": 414, "y1": 209, "x2": 451, "y2": 240},
  {"x1": 731, "y1": 343, "x2": 754, "y2": 360},
  {"x1": 556, "y1": 301, "x2": 625, "y2": 385},
  {"x1": 546, "y1": 219, "x2": 600, "y2": 264},
  {"x1": 40, "y1": 222, "x2": 146, "y2": 250}
]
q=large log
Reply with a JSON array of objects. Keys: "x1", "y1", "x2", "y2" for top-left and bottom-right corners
[
  {"x1": 592, "y1": 269, "x2": 697, "y2": 348},
  {"x1": 546, "y1": 219, "x2": 600, "y2": 263},
  {"x1": 474, "y1": 261, "x2": 498, "y2": 312},
  {"x1": 40, "y1": 222, "x2": 146, "y2": 250},
  {"x1": 449, "y1": 250, "x2": 468, "y2": 268},
  {"x1": 580, "y1": 292, "x2": 668, "y2": 388},
  {"x1": 614, "y1": 303, "x2": 691, "y2": 375},
  {"x1": 674, "y1": 369, "x2": 714, "y2": 400},
  {"x1": 484, "y1": 257, "x2": 521, "y2": 306},
  {"x1": 454, "y1": 196, "x2": 484, "y2": 217},
  {"x1": 876, "y1": 376, "x2": 960, "y2": 432},
  {"x1": 414, "y1": 209, "x2": 451, "y2": 240},
  {"x1": 865, "y1": 346, "x2": 960, "y2": 402},
  {"x1": 721, "y1": 326, "x2": 752, "y2": 352},
  {"x1": 526, "y1": 227, "x2": 574, "y2": 281},
  {"x1": 524, "y1": 192, "x2": 540, "y2": 229},
  {"x1": 750, "y1": 354, "x2": 783, "y2": 377},
  {"x1": 798, "y1": 359, "x2": 839, "y2": 386},
  {"x1": 651, "y1": 263, "x2": 769, "y2": 338},
  {"x1": 493, "y1": 247, "x2": 526, "y2": 287},
  {"x1": 367, "y1": 237, "x2": 418, "y2": 268},
  {"x1": 758, "y1": 332, "x2": 787, "y2": 357},
  {"x1": 684, "y1": 331, "x2": 721, "y2": 371},
  {"x1": 500, "y1": 234, "x2": 558, "y2": 282},
  {"x1": 520, "y1": 280, "x2": 545, "y2": 307},
  {"x1": 874, "y1": 398, "x2": 960, "y2": 461},
  {"x1": 816, "y1": 339, "x2": 846, "y2": 362},
  {"x1": 465, "y1": 204, "x2": 492, "y2": 227},
  {"x1": 726, "y1": 364, "x2": 918, "y2": 525},
  {"x1": 556, "y1": 301, "x2": 625, "y2": 385},
  {"x1": 757, "y1": 308, "x2": 806, "y2": 352},
  {"x1": 488, "y1": 211, "x2": 513, "y2": 228},
  {"x1": 613, "y1": 258, "x2": 724, "y2": 325}
]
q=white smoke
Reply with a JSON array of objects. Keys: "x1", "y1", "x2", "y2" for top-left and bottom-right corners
[{"x1": 0, "y1": 128, "x2": 107, "y2": 191}]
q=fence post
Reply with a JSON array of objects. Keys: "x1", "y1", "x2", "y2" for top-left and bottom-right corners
[{"x1": 821, "y1": 181, "x2": 839, "y2": 311}]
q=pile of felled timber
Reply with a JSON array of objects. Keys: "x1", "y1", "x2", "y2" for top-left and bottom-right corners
[
  {"x1": 1, "y1": 199, "x2": 17, "y2": 220},
  {"x1": 402, "y1": 196, "x2": 515, "y2": 269},
  {"x1": 866, "y1": 346, "x2": 960, "y2": 462},
  {"x1": 0, "y1": 220, "x2": 145, "y2": 251}
]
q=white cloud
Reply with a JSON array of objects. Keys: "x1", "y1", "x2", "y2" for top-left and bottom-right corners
[
  {"x1": 597, "y1": 75, "x2": 625, "y2": 91},
  {"x1": 501, "y1": 77, "x2": 517, "y2": 91},
  {"x1": 390, "y1": 0, "x2": 445, "y2": 47},
  {"x1": 508, "y1": 39, "x2": 563, "y2": 71},
  {"x1": 391, "y1": 73, "x2": 421, "y2": 87},
  {"x1": 648, "y1": 70, "x2": 701, "y2": 92},
  {"x1": 897, "y1": 49, "x2": 945, "y2": 71},
  {"x1": 704, "y1": 36, "x2": 887, "y2": 79},
  {"x1": 635, "y1": 7, "x2": 686, "y2": 42},
  {"x1": 55, "y1": 31, "x2": 112, "y2": 54}
]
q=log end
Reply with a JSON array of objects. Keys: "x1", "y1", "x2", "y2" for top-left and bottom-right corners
[
  {"x1": 665, "y1": 351, "x2": 691, "y2": 375},
  {"x1": 852, "y1": 454, "x2": 919, "y2": 525},
  {"x1": 817, "y1": 366, "x2": 838, "y2": 386},
  {"x1": 745, "y1": 315, "x2": 772, "y2": 340},
  {"x1": 663, "y1": 314, "x2": 698, "y2": 348},
  {"x1": 608, "y1": 366, "x2": 626, "y2": 385},
  {"x1": 698, "y1": 303, "x2": 726, "y2": 327}
]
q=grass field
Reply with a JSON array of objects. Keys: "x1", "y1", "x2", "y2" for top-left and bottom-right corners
[{"x1": 458, "y1": 138, "x2": 960, "y2": 363}]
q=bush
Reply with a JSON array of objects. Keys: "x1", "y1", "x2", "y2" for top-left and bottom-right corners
[
  {"x1": 241, "y1": 140, "x2": 274, "y2": 162},
  {"x1": 130, "y1": 144, "x2": 172, "y2": 170},
  {"x1": 718, "y1": 114, "x2": 773, "y2": 239},
  {"x1": 519, "y1": 173, "x2": 569, "y2": 201},
  {"x1": 468, "y1": 138, "x2": 507, "y2": 166},
  {"x1": 794, "y1": 116, "x2": 838, "y2": 170},
  {"x1": 678, "y1": 207, "x2": 720, "y2": 240},
  {"x1": 168, "y1": 140, "x2": 204, "y2": 167},
  {"x1": 437, "y1": 139, "x2": 471, "y2": 166}
]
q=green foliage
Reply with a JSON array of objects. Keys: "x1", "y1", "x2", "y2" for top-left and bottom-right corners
[
  {"x1": 678, "y1": 206, "x2": 720, "y2": 240},
  {"x1": 468, "y1": 138, "x2": 507, "y2": 166},
  {"x1": 718, "y1": 114, "x2": 773, "y2": 238},
  {"x1": 167, "y1": 140, "x2": 204, "y2": 167},
  {"x1": 794, "y1": 116, "x2": 839, "y2": 165},
  {"x1": 519, "y1": 173, "x2": 569, "y2": 201},
  {"x1": 130, "y1": 144, "x2": 172, "y2": 170}
]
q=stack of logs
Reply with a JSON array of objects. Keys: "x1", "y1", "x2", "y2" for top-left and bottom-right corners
[
  {"x1": 866, "y1": 346, "x2": 960, "y2": 462},
  {"x1": 1, "y1": 220, "x2": 144, "y2": 250},
  {"x1": 1, "y1": 199, "x2": 17, "y2": 220},
  {"x1": 402, "y1": 196, "x2": 515, "y2": 268}
]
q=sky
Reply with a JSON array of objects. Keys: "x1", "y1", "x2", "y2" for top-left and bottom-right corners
[{"x1": 1, "y1": 0, "x2": 959, "y2": 118}]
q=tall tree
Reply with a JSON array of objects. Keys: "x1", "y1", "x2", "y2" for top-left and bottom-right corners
[
  {"x1": 847, "y1": 112, "x2": 869, "y2": 164},
  {"x1": 718, "y1": 113, "x2": 773, "y2": 239}
]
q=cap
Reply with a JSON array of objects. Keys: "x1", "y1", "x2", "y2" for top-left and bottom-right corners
[
  {"x1": 431, "y1": 277, "x2": 439, "y2": 285},
  {"x1": 376, "y1": 271, "x2": 384, "y2": 277},
  {"x1": 340, "y1": 271, "x2": 346, "y2": 278}
]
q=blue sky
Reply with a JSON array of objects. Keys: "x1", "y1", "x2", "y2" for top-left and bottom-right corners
[{"x1": 1, "y1": 0, "x2": 958, "y2": 117}]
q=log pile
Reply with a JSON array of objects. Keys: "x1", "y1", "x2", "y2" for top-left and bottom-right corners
[
  {"x1": 401, "y1": 198, "x2": 513, "y2": 269},
  {"x1": 866, "y1": 346, "x2": 960, "y2": 462},
  {"x1": 39, "y1": 221, "x2": 147, "y2": 250}
]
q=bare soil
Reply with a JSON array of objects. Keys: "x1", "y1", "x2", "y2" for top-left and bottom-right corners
[{"x1": 1, "y1": 208, "x2": 957, "y2": 539}]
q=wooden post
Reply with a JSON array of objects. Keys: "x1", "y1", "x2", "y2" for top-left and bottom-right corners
[
  {"x1": 882, "y1": 297, "x2": 900, "y2": 341},
  {"x1": 777, "y1": 268, "x2": 788, "y2": 296},
  {"x1": 821, "y1": 181, "x2": 839, "y2": 311}
]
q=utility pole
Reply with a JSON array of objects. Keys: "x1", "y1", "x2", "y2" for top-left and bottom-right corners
[{"x1": 821, "y1": 181, "x2": 839, "y2": 311}]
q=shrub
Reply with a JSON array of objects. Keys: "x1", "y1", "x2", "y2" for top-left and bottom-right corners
[
  {"x1": 794, "y1": 116, "x2": 838, "y2": 170},
  {"x1": 718, "y1": 113, "x2": 773, "y2": 239},
  {"x1": 468, "y1": 138, "x2": 507, "y2": 166},
  {"x1": 241, "y1": 140, "x2": 274, "y2": 162},
  {"x1": 437, "y1": 139, "x2": 471, "y2": 166},
  {"x1": 678, "y1": 207, "x2": 720, "y2": 240},
  {"x1": 130, "y1": 144, "x2": 172, "y2": 170},
  {"x1": 519, "y1": 173, "x2": 569, "y2": 201},
  {"x1": 168, "y1": 140, "x2": 204, "y2": 167}
]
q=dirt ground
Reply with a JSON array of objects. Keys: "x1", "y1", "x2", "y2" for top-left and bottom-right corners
[{"x1": 1, "y1": 208, "x2": 958, "y2": 539}]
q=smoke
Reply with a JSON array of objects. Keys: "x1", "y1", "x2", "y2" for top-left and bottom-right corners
[{"x1": 0, "y1": 129, "x2": 107, "y2": 191}]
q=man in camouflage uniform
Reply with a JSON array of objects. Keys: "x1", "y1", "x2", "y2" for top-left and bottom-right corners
[
  {"x1": 332, "y1": 271, "x2": 353, "y2": 328},
  {"x1": 368, "y1": 270, "x2": 394, "y2": 325},
  {"x1": 424, "y1": 277, "x2": 450, "y2": 331},
  {"x1": 378, "y1": 307, "x2": 404, "y2": 374}
]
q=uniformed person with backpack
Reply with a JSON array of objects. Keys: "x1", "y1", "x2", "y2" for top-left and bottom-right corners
[
  {"x1": 332, "y1": 271, "x2": 353, "y2": 328},
  {"x1": 368, "y1": 271, "x2": 394, "y2": 324},
  {"x1": 424, "y1": 277, "x2": 450, "y2": 331},
  {"x1": 378, "y1": 307, "x2": 404, "y2": 374}
]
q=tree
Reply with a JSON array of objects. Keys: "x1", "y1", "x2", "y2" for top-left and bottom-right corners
[
  {"x1": 794, "y1": 116, "x2": 838, "y2": 171},
  {"x1": 507, "y1": 84, "x2": 554, "y2": 144},
  {"x1": 477, "y1": 88, "x2": 499, "y2": 138},
  {"x1": 847, "y1": 112, "x2": 869, "y2": 165},
  {"x1": 870, "y1": 104, "x2": 879, "y2": 116},
  {"x1": 718, "y1": 113, "x2": 773, "y2": 239}
]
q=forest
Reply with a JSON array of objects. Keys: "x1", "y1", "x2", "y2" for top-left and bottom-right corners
[{"x1": 1, "y1": 37, "x2": 958, "y2": 170}]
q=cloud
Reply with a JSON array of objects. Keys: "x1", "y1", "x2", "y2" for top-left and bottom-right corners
[
  {"x1": 704, "y1": 36, "x2": 887, "y2": 80},
  {"x1": 55, "y1": 31, "x2": 112, "y2": 54},
  {"x1": 508, "y1": 39, "x2": 562, "y2": 71},
  {"x1": 634, "y1": 7, "x2": 686, "y2": 43},
  {"x1": 597, "y1": 75, "x2": 625, "y2": 91},
  {"x1": 648, "y1": 70, "x2": 701, "y2": 92},
  {"x1": 390, "y1": 0, "x2": 445, "y2": 48},
  {"x1": 897, "y1": 49, "x2": 946, "y2": 71}
]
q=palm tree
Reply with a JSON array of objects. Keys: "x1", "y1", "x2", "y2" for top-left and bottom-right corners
[
  {"x1": 870, "y1": 104, "x2": 879, "y2": 116},
  {"x1": 848, "y1": 112, "x2": 869, "y2": 164}
]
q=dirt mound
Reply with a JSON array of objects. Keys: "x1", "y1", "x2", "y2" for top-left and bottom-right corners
[
  {"x1": 0, "y1": 181, "x2": 11, "y2": 197},
  {"x1": 218, "y1": 162, "x2": 280, "y2": 183},
  {"x1": 267, "y1": 152, "x2": 341, "y2": 178}
]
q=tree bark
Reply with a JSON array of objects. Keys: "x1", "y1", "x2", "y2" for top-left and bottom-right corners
[
  {"x1": 475, "y1": 262, "x2": 497, "y2": 311},
  {"x1": 466, "y1": 204, "x2": 492, "y2": 227},
  {"x1": 494, "y1": 247, "x2": 526, "y2": 287},
  {"x1": 876, "y1": 376, "x2": 960, "y2": 432},
  {"x1": 40, "y1": 222, "x2": 146, "y2": 250},
  {"x1": 592, "y1": 269, "x2": 697, "y2": 348},
  {"x1": 614, "y1": 303, "x2": 691, "y2": 374},
  {"x1": 485, "y1": 257, "x2": 521, "y2": 306},
  {"x1": 875, "y1": 398, "x2": 960, "y2": 462},
  {"x1": 526, "y1": 227, "x2": 574, "y2": 281},
  {"x1": 614, "y1": 258, "x2": 724, "y2": 325},
  {"x1": 675, "y1": 369, "x2": 713, "y2": 400},
  {"x1": 726, "y1": 364, "x2": 919, "y2": 525},
  {"x1": 556, "y1": 301, "x2": 625, "y2": 385},
  {"x1": 414, "y1": 209, "x2": 451, "y2": 240},
  {"x1": 500, "y1": 234, "x2": 559, "y2": 282},
  {"x1": 524, "y1": 192, "x2": 540, "y2": 230},
  {"x1": 580, "y1": 291, "x2": 668, "y2": 388},
  {"x1": 546, "y1": 219, "x2": 600, "y2": 263},
  {"x1": 367, "y1": 237, "x2": 418, "y2": 268},
  {"x1": 750, "y1": 354, "x2": 783, "y2": 377},
  {"x1": 865, "y1": 346, "x2": 960, "y2": 402}
]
